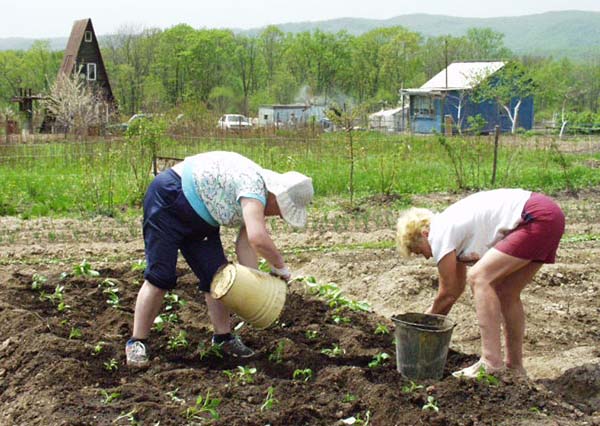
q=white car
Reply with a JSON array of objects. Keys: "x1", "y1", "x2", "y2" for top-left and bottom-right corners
[{"x1": 217, "y1": 114, "x2": 252, "y2": 130}]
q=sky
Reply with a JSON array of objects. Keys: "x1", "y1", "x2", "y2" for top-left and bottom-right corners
[{"x1": 2, "y1": 0, "x2": 600, "y2": 38}]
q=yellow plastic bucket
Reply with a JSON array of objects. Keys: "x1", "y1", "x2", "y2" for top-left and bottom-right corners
[{"x1": 210, "y1": 263, "x2": 287, "y2": 329}]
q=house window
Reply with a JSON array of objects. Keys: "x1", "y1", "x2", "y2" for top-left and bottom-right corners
[
  {"x1": 84, "y1": 31, "x2": 93, "y2": 42},
  {"x1": 87, "y1": 63, "x2": 97, "y2": 81},
  {"x1": 413, "y1": 96, "x2": 435, "y2": 118}
]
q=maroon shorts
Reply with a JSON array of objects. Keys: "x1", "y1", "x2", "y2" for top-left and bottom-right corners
[{"x1": 494, "y1": 193, "x2": 565, "y2": 263}]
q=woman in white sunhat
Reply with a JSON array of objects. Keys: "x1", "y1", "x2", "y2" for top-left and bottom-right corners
[
  {"x1": 396, "y1": 189, "x2": 564, "y2": 379},
  {"x1": 126, "y1": 151, "x2": 314, "y2": 368}
]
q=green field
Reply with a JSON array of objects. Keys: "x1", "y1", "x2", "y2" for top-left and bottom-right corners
[{"x1": 1, "y1": 133, "x2": 599, "y2": 218}]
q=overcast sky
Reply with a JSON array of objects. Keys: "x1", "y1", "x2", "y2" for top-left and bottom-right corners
[{"x1": 2, "y1": 0, "x2": 600, "y2": 38}]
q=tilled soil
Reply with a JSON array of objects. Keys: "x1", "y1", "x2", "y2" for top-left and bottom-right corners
[{"x1": 1, "y1": 191, "x2": 600, "y2": 425}]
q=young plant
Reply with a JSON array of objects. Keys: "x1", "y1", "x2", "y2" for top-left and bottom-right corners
[
  {"x1": 260, "y1": 386, "x2": 278, "y2": 412},
  {"x1": 103, "y1": 358, "x2": 119, "y2": 372},
  {"x1": 198, "y1": 341, "x2": 223, "y2": 360},
  {"x1": 268, "y1": 340, "x2": 286, "y2": 364},
  {"x1": 73, "y1": 259, "x2": 100, "y2": 277},
  {"x1": 342, "y1": 393, "x2": 357, "y2": 403},
  {"x1": 475, "y1": 365, "x2": 500, "y2": 386},
  {"x1": 164, "y1": 292, "x2": 186, "y2": 311},
  {"x1": 166, "y1": 388, "x2": 185, "y2": 405},
  {"x1": 321, "y1": 344, "x2": 344, "y2": 358},
  {"x1": 31, "y1": 273, "x2": 47, "y2": 291},
  {"x1": 332, "y1": 313, "x2": 351, "y2": 325},
  {"x1": 114, "y1": 409, "x2": 140, "y2": 426},
  {"x1": 305, "y1": 330, "x2": 319, "y2": 340},
  {"x1": 167, "y1": 330, "x2": 189, "y2": 351},
  {"x1": 236, "y1": 366, "x2": 257, "y2": 385},
  {"x1": 103, "y1": 286, "x2": 121, "y2": 309},
  {"x1": 292, "y1": 368, "x2": 313, "y2": 382},
  {"x1": 401, "y1": 380, "x2": 424, "y2": 394},
  {"x1": 422, "y1": 396, "x2": 440, "y2": 412},
  {"x1": 100, "y1": 389, "x2": 121, "y2": 404},
  {"x1": 69, "y1": 327, "x2": 82, "y2": 339},
  {"x1": 368, "y1": 352, "x2": 390, "y2": 368},
  {"x1": 184, "y1": 390, "x2": 220, "y2": 421},
  {"x1": 131, "y1": 259, "x2": 146, "y2": 272},
  {"x1": 92, "y1": 341, "x2": 106, "y2": 356},
  {"x1": 374, "y1": 323, "x2": 390, "y2": 335},
  {"x1": 342, "y1": 410, "x2": 371, "y2": 425}
]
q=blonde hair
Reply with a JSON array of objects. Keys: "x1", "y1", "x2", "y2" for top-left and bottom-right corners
[{"x1": 396, "y1": 207, "x2": 434, "y2": 257}]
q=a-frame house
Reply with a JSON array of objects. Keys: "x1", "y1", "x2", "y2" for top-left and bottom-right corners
[{"x1": 59, "y1": 18, "x2": 114, "y2": 104}]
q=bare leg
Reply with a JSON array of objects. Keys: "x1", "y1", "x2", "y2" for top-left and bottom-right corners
[
  {"x1": 132, "y1": 280, "x2": 166, "y2": 339},
  {"x1": 205, "y1": 293, "x2": 231, "y2": 334},
  {"x1": 495, "y1": 263, "x2": 541, "y2": 373},
  {"x1": 467, "y1": 249, "x2": 531, "y2": 370}
]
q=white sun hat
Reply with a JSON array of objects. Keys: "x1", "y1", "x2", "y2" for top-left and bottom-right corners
[{"x1": 260, "y1": 169, "x2": 314, "y2": 228}]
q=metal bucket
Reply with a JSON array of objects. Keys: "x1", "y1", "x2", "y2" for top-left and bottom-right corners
[
  {"x1": 392, "y1": 312, "x2": 456, "y2": 380},
  {"x1": 210, "y1": 263, "x2": 287, "y2": 329}
]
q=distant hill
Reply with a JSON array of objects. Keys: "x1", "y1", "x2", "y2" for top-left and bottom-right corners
[{"x1": 2, "y1": 11, "x2": 600, "y2": 59}]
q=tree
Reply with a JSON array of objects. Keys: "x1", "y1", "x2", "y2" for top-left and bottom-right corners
[
  {"x1": 473, "y1": 61, "x2": 534, "y2": 134},
  {"x1": 43, "y1": 70, "x2": 110, "y2": 136}
]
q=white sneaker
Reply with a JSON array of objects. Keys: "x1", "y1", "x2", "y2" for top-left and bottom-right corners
[
  {"x1": 452, "y1": 359, "x2": 503, "y2": 379},
  {"x1": 126, "y1": 340, "x2": 149, "y2": 369}
]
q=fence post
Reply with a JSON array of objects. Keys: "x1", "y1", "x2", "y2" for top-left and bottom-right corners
[{"x1": 491, "y1": 125, "x2": 500, "y2": 186}]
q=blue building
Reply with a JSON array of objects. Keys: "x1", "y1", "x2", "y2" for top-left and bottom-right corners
[{"x1": 401, "y1": 62, "x2": 534, "y2": 134}]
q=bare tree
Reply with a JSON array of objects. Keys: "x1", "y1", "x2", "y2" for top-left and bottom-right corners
[{"x1": 43, "y1": 69, "x2": 109, "y2": 136}]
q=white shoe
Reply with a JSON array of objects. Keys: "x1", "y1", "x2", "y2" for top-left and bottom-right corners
[
  {"x1": 126, "y1": 340, "x2": 149, "y2": 368},
  {"x1": 452, "y1": 359, "x2": 503, "y2": 379}
]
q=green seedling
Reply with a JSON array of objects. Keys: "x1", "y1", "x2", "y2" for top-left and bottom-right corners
[
  {"x1": 374, "y1": 323, "x2": 390, "y2": 335},
  {"x1": 422, "y1": 396, "x2": 440, "y2": 412},
  {"x1": 258, "y1": 258, "x2": 270, "y2": 273},
  {"x1": 236, "y1": 366, "x2": 257, "y2": 385},
  {"x1": 69, "y1": 327, "x2": 82, "y2": 339},
  {"x1": 167, "y1": 330, "x2": 189, "y2": 351},
  {"x1": 100, "y1": 389, "x2": 121, "y2": 404},
  {"x1": 164, "y1": 292, "x2": 185, "y2": 311},
  {"x1": 268, "y1": 340, "x2": 286, "y2": 364},
  {"x1": 321, "y1": 344, "x2": 344, "y2": 358},
  {"x1": 198, "y1": 341, "x2": 223, "y2": 360},
  {"x1": 368, "y1": 352, "x2": 390, "y2": 368},
  {"x1": 342, "y1": 393, "x2": 357, "y2": 403},
  {"x1": 332, "y1": 314, "x2": 351, "y2": 324},
  {"x1": 260, "y1": 386, "x2": 278, "y2": 412},
  {"x1": 41, "y1": 285, "x2": 70, "y2": 312},
  {"x1": 31, "y1": 273, "x2": 47, "y2": 291},
  {"x1": 73, "y1": 259, "x2": 100, "y2": 277},
  {"x1": 530, "y1": 406, "x2": 542, "y2": 414},
  {"x1": 115, "y1": 409, "x2": 140, "y2": 426},
  {"x1": 475, "y1": 365, "x2": 500, "y2": 386},
  {"x1": 305, "y1": 330, "x2": 319, "y2": 340},
  {"x1": 222, "y1": 369, "x2": 235, "y2": 382},
  {"x1": 184, "y1": 390, "x2": 220, "y2": 421},
  {"x1": 342, "y1": 410, "x2": 371, "y2": 425},
  {"x1": 166, "y1": 388, "x2": 185, "y2": 405},
  {"x1": 131, "y1": 259, "x2": 146, "y2": 272},
  {"x1": 401, "y1": 380, "x2": 424, "y2": 394},
  {"x1": 103, "y1": 358, "x2": 119, "y2": 372},
  {"x1": 292, "y1": 368, "x2": 313, "y2": 382},
  {"x1": 92, "y1": 341, "x2": 106, "y2": 356},
  {"x1": 103, "y1": 287, "x2": 121, "y2": 309}
]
